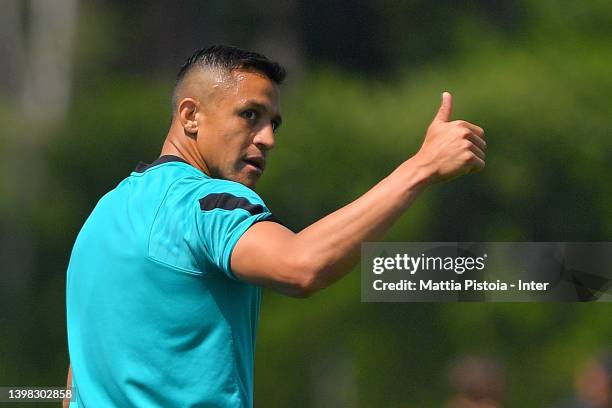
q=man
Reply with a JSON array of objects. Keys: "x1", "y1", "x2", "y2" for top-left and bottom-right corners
[{"x1": 66, "y1": 45, "x2": 485, "y2": 407}]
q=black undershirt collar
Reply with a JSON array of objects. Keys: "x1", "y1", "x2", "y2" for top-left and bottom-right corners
[{"x1": 134, "y1": 155, "x2": 189, "y2": 173}]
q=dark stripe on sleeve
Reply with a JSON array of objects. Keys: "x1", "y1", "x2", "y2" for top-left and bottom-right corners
[{"x1": 199, "y1": 193, "x2": 264, "y2": 216}]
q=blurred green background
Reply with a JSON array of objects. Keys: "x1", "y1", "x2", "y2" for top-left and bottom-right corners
[{"x1": 1, "y1": 0, "x2": 611, "y2": 406}]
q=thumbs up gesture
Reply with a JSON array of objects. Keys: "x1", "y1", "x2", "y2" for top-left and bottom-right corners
[{"x1": 413, "y1": 92, "x2": 486, "y2": 183}]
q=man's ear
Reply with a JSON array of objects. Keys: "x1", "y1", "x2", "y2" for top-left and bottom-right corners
[{"x1": 178, "y1": 98, "x2": 199, "y2": 135}]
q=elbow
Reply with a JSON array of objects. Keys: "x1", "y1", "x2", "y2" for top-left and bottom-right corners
[
  {"x1": 284, "y1": 255, "x2": 325, "y2": 299},
  {"x1": 290, "y1": 279, "x2": 318, "y2": 298},
  {"x1": 289, "y1": 280, "x2": 318, "y2": 299}
]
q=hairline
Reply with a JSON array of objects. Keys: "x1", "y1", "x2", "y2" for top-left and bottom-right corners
[{"x1": 171, "y1": 65, "x2": 279, "y2": 115}]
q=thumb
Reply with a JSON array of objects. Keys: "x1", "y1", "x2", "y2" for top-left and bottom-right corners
[{"x1": 434, "y1": 91, "x2": 452, "y2": 122}]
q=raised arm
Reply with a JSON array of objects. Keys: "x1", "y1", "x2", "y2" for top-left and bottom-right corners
[{"x1": 231, "y1": 92, "x2": 486, "y2": 297}]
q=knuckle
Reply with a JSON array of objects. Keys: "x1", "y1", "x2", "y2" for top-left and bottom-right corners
[{"x1": 454, "y1": 127, "x2": 470, "y2": 138}]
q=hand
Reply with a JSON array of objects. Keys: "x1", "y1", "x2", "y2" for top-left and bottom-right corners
[{"x1": 413, "y1": 92, "x2": 486, "y2": 183}]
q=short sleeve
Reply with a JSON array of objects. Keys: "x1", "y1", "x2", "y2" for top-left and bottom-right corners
[{"x1": 194, "y1": 181, "x2": 275, "y2": 280}]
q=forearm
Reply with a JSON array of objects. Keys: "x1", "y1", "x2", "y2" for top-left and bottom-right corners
[{"x1": 290, "y1": 157, "x2": 431, "y2": 292}]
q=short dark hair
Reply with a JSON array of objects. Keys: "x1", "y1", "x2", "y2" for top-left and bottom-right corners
[{"x1": 172, "y1": 45, "x2": 286, "y2": 111}]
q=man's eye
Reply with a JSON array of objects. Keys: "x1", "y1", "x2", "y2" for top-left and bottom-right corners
[
  {"x1": 242, "y1": 110, "x2": 257, "y2": 120},
  {"x1": 271, "y1": 121, "x2": 280, "y2": 132}
]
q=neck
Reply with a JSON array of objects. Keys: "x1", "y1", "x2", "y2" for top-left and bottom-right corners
[{"x1": 160, "y1": 121, "x2": 210, "y2": 176}]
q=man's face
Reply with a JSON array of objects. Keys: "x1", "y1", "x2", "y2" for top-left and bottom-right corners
[{"x1": 196, "y1": 69, "x2": 282, "y2": 189}]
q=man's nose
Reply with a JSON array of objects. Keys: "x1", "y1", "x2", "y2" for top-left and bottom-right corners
[{"x1": 253, "y1": 123, "x2": 276, "y2": 151}]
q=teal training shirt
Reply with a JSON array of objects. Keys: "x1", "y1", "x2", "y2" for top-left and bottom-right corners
[{"x1": 66, "y1": 156, "x2": 275, "y2": 407}]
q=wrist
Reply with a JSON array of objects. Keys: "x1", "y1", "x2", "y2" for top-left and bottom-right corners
[{"x1": 396, "y1": 156, "x2": 436, "y2": 190}]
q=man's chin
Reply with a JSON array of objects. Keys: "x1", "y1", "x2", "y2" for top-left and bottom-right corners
[
  {"x1": 233, "y1": 174, "x2": 260, "y2": 189},
  {"x1": 217, "y1": 170, "x2": 260, "y2": 189},
  {"x1": 242, "y1": 177, "x2": 259, "y2": 189}
]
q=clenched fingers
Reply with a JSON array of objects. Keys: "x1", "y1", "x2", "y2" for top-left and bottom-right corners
[{"x1": 466, "y1": 133, "x2": 487, "y2": 154}]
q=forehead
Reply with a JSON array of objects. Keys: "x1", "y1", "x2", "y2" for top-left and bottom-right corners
[{"x1": 227, "y1": 69, "x2": 280, "y2": 105}]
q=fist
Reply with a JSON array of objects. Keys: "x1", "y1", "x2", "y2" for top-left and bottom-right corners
[{"x1": 414, "y1": 92, "x2": 486, "y2": 183}]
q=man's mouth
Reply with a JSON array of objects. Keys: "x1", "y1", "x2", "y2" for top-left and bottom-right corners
[{"x1": 243, "y1": 156, "x2": 265, "y2": 173}]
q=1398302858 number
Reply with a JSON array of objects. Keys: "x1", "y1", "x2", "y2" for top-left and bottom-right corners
[{"x1": 3, "y1": 387, "x2": 72, "y2": 401}]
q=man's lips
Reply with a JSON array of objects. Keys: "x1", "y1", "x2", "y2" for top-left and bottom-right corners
[{"x1": 243, "y1": 156, "x2": 266, "y2": 172}]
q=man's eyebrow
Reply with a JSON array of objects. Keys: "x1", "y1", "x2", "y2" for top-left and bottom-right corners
[{"x1": 243, "y1": 101, "x2": 282, "y2": 125}]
